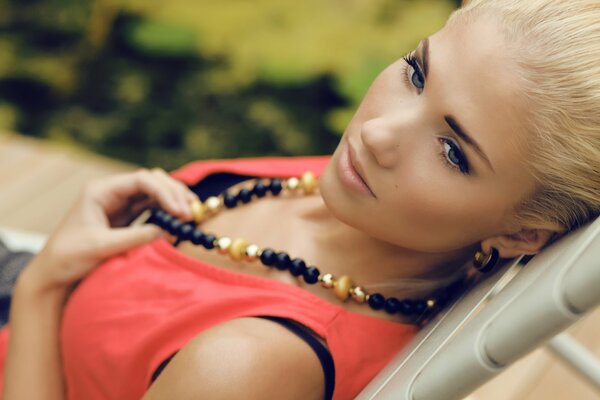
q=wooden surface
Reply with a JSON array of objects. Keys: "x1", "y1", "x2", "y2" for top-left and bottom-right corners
[
  {"x1": 0, "y1": 132, "x2": 598, "y2": 399},
  {"x1": 0, "y1": 131, "x2": 136, "y2": 234}
]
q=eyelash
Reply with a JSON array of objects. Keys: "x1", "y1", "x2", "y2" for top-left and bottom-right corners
[{"x1": 402, "y1": 53, "x2": 425, "y2": 93}]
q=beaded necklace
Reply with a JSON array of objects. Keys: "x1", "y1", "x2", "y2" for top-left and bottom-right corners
[{"x1": 146, "y1": 172, "x2": 461, "y2": 323}]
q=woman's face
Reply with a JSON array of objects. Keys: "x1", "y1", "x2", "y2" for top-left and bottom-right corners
[{"x1": 320, "y1": 16, "x2": 537, "y2": 253}]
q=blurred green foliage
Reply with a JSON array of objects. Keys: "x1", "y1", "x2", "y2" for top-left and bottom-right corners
[{"x1": 0, "y1": 0, "x2": 457, "y2": 169}]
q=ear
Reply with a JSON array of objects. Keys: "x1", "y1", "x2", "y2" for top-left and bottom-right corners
[{"x1": 481, "y1": 225, "x2": 562, "y2": 259}]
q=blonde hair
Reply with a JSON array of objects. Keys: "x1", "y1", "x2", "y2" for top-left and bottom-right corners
[{"x1": 450, "y1": 0, "x2": 600, "y2": 231}]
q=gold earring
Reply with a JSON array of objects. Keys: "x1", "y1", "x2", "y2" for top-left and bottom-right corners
[{"x1": 473, "y1": 247, "x2": 499, "y2": 273}]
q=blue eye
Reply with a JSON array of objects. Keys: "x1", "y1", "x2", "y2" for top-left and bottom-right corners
[
  {"x1": 411, "y1": 70, "x2": 424, "y2": 89},
  {"x1": 403, "y1": 54, "x2": 425, "y2": 92},
  {"x1": 440, "y1": 138, "x2": 470, "y2": 174}
]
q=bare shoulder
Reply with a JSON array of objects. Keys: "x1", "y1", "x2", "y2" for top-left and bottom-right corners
[{"x1": 143, "y1": 317, "x2": 326, "y2": 400}]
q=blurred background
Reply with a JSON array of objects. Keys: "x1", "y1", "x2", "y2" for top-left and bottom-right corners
[{"x1": 0, "y1": 0, "x2": 458, "y2": 169}]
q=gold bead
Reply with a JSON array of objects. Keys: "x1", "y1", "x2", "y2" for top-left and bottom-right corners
[
  {"x1": 205, "y1": 196, "x2": 223, "y2": 214},
  {"x1": 334, "y1": 275, "x2": 354, "y2": 301},
  {"x1": 301, "y1": 171, "x2": 318, "y2": 194},
  {"x1": 319, "y1": 273, "x2": 335, "y2": 289},
  {"x1": 190, "y1": 199, "x2": 207, "y2": 224},
  {"x1": 244, "y1": 244, "x2": 260, "y2": 262},
  {"x1": 229, "y1": 238, "x2": 249, "y2": 261},
  {"x1": 350, "y1": 286, "x2": 367, "y2": 303},
  {"x1": 474, "y1": 250, "x2": 486, "y2": 265},
  {"x1": 426, "y1": 299, "x2": 436, "y2": 308},
  {"x1": 216, "y1": 237, "x2": 232, "y2": 254},
  {"x1": 286, "y1": 177, "x2": 300, "y2": 191}
]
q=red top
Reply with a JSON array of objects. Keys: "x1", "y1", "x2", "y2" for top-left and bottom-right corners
[{"x1": 0, "y1": 156, "x2": 417, "y2": 400}]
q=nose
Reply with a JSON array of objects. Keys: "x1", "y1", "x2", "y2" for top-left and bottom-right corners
[{"x1": 360, "y1": 113, "x2": 418, "y2": 169}]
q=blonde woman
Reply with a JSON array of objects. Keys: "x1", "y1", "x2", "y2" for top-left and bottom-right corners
[{"x1": 2, "y1": 0, "x2": 599, "y2": 399}]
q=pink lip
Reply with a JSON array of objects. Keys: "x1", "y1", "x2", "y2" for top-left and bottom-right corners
[{"x1": 336, "y1": 140, "x2": 376, "y2": 198}]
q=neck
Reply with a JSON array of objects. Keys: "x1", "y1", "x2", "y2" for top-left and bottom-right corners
[{"x1": 289, "y1": 193, "x2": 474, "y2": 298}]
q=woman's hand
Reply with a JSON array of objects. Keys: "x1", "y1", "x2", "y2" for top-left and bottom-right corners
[{"x1": 21, "y1": 168, "x2": 198, "y2": 293}]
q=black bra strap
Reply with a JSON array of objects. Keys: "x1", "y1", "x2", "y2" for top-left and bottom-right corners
[
  {"x1": 258, "y1": 316, "x2": 335, "y2": 400},
  {"x1": 150, "y1": 352, "x2": 177, "y2": 384}
]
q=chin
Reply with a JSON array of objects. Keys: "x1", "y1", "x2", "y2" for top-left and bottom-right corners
[{"x1": 318, "y1": 157, "x2": 369, "y2": 231}]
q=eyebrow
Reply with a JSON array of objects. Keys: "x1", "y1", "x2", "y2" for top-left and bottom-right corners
[
  {"x1": 421, "y1": 38, "x2": 430, "y2": 77},
  {"x1": 444, "y1": 116, "x2": 495, "y2": 172}
]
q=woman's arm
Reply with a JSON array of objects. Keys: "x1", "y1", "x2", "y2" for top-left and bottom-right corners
[
  {"x1": 2, "y1": 168, "x2": 198, "y2": 400},
  {"x1": 3, "y1": 264, "x2": 71, "y2": 400}
]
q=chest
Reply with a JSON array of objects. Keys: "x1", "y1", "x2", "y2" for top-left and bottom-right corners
[{"x1": 173, "y1": 176, "x2": 402, "y2": 323}]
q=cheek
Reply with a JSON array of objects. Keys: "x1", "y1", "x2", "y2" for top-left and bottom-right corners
[
  {"x1": 377, "y1": 157, "x2": 502, "y2": 251},
  {"x1": 394, "y1": 173, "x2": 465, "y2": 229}
]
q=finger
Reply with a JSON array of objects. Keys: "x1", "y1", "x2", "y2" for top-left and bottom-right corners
[
  {"x1": 97, "y1": 225, "x2": 164, "y2": 258},
  {"x1": 91, "y1": 170, "x2": 188, "y2": 220},
  {"x1": 123, "y1": 168, "x2": 197, "y2": 220},
  {"x1": 150, "y1": 168, "x2": 198, "y2": 219},
  {"x1": 112, "y1": 197, "x2": 156, "y2": 227},
  {"x1": 128, "y1": 197, "x2": 155, "y2": 218}
]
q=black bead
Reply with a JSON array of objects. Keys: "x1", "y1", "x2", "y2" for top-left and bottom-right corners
[
  {"x1": 178, "y1": 223, "x2": 194, "y2": 240},
  {"x1": 414, "y1": 300, "x2": 427, "y2": 314},
  {"x1": 191, "y1": 229, "x2": 205, "y2": 245},
  {"x1": 289, "y1": 258, "x2": 307, "y2": 277},
  {"x1": 368, "y1": 293, "x2": 385, "y2": 310},
  {"x1": 202, "y1": 233, "x2": 216, "y2": 249},
  {"x1": 275, "y1": 252, "x2": 291, "y2": 270},
  {"x1": 223, "y1": 193, "x2": 238, "y2": 209},
  {"x1": 147, "y1": 209, "x2": 162, "y2": 224},
  {"x1": 269, "y1": 178, "x2": 283, "y2": 195},
  {"x1": 384, "y1": 297, "x2": 401, "y2": 314},
  {"x1": 435, "y1": 296, "x2": 448, "y2": 309},
  {"x1": 433, "y1": 289, "x2": 450, "y2": 308},
  {"x1": 253, "y1": 181, "x2": 267, "y2": 197},
  {"x1": 303, "y1": 267, "x2": 320, "y2": 284},
  {"x1": 399, "y1": 299, "x2": 415, "y2": 316},
  {"x1": 238, "y1": 188, "x2": 252, "y2": 203},
  {"x1": 446, "y1": 280, "x2": 464, "y2": 300},
  {"x1": 159, "y1": 213, "x2": 174, "y2": 229},
  {"x1": 259, "y1": 248, "x2": 277, "y2": 266},
  {"x1": 167, "y1": 219, "x2": 183, "y2": 235}
]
